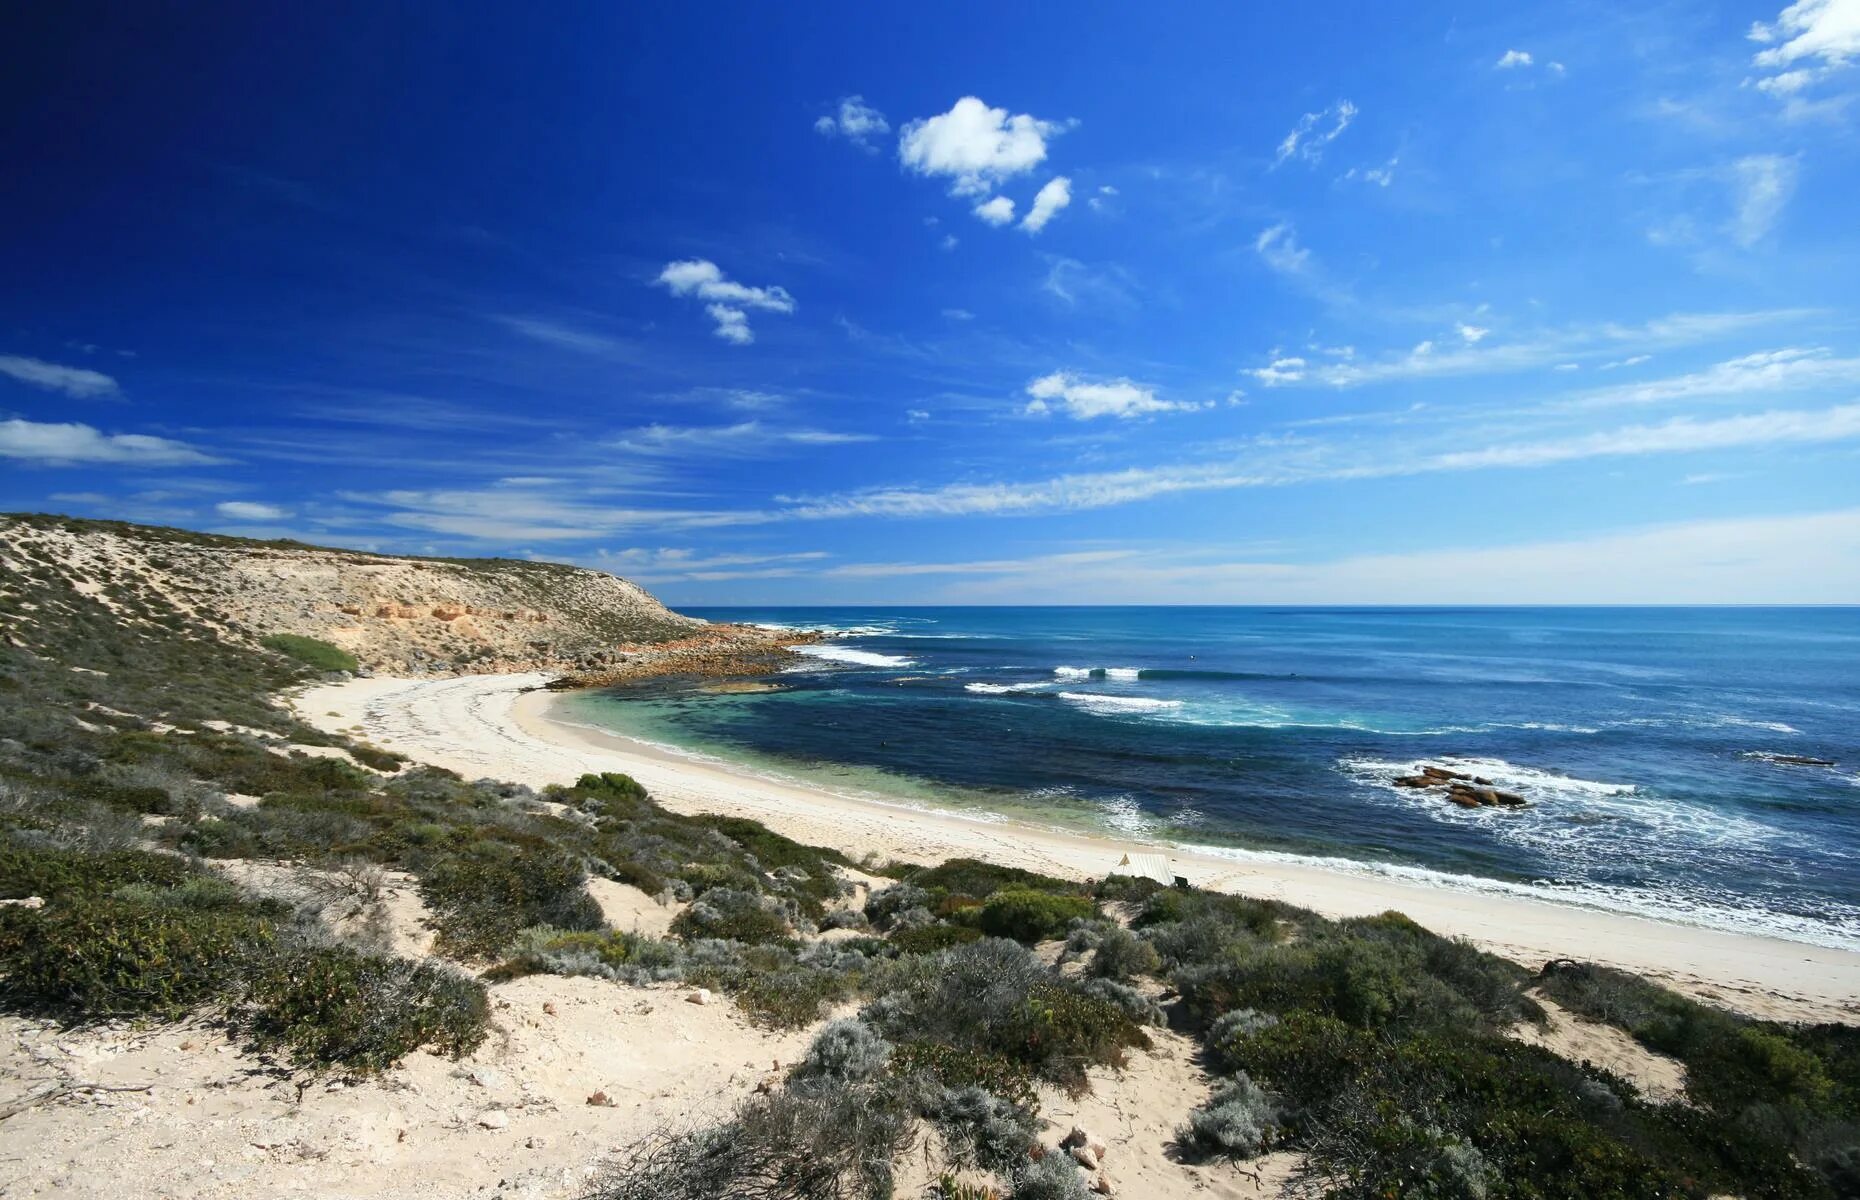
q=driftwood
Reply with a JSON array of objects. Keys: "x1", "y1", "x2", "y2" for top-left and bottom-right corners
[{"x1": 0, "y1": 1081, "x2": 153, "y2": 1122}]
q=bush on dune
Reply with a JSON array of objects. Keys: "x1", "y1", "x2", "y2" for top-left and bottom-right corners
[
  {"x1": 260, "y1": 633, "x2": 359, "y2": 673},
  {"x1": 236, "y1": 943, "x2": 488, "y2": 1072},
  {"x1": 976, "y1": 889, "x2": 1096, "y2": 944}
]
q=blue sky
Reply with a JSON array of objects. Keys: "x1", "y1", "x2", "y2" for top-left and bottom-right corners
[{"x1": 4, "y1": 2, "x2": 1860, "y2": 604}]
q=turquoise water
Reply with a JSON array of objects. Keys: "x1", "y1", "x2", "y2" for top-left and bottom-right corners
[{"x1": 567, "y1": 607, "x2": 1860, "y2": 949}]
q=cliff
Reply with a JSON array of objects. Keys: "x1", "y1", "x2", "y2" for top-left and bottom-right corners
[{"x1": 0, "y1": 513, "x2": 718, "y2": 676}]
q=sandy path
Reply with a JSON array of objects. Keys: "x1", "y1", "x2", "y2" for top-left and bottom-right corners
[{"x1": 297, "y1": 673, "x2": 1860, "y2": 1024}]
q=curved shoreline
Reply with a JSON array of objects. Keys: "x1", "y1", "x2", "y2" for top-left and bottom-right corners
[{"x1": 295, "y1": 672, "x2": 1860, "y2": 1023}]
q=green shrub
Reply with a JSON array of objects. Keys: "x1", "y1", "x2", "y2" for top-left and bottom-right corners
[
  {"x1": 236, "y1": 944, "x2": 488, "y2": 1072},
  {"x1": 670, "y1": 887, "x2": 791, "y2": 945},
  {"x1": 1178, "y1": 1072, "x2": 1281, "y2": 1159},
  {"x1": 0, "y1": 896, "x2": 271, "y2": 1018},
  {"x1": 420, "y1": 842, "x2": 602, "y2": 958},
  {"x1": 0, "y1": 844, "x2": 198, "y2": 900},
  {"x1": 730, "y1": 966, "x2": 856, "y2": 1029},
  {"x1": 891, "y1": 1040, "x2": 1039, "y2": 1112},
  {"x1": 1089, "y1": 925, "x2": 1160, "y2": 980},
  {"x1": 977, "y1": 889, "x2": 1096, "y2": 944},
  {"x1": 1094, "y1": 873, "x2": 1167, "y2": 903},
  {"x1": 260, "y1": 634, "x2": 358, "y2": 673},
  {"x1": 890, "y1": 921, "x2": 983, "y2": 954},
  {"x1": 906, "y1": 858, "x2": 1080, "y2": 898}
]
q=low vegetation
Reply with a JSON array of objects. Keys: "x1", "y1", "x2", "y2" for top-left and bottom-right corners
[
  {"x1": 260, "y1": 633, "x2": 359, "y2": 674},
  {"x1": 2, "y1": 516, "x2": 1856, "y2": 1197}
]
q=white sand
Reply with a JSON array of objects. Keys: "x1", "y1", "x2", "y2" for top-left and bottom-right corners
[{"x1": 295, "y1": 673, "x2": 1860, "y2": 1024}]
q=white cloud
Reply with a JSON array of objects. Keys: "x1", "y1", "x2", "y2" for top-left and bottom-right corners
[
  {"x1": 940, "y1": 233, "x2": 959, "y2": 251},
  {"x1": 493, "y1": 315, "x2": 634, "y2": 357},
  {"x1": 656, "y1": 259, "x2": 795, "y2": 345},
  {"x1": 1341, "y1": 156, "x2": 1399, "y2": 187},
  {"x1": 215, "y1": 501, "x2": 290, "y2": 521},
  {"x1": 0, "y1": 419, "x2": 224, "y2": 466},
  {"x1": 1457, "y1": 324, "x2": 1490, "y2": 344},
  {"x1": 0, "y1": 355, "x2": 120, "y2": 399},
  {"x1": 972, "y1": 195, "x2": 1016, "y2": 226},
  {"x1": 813, "y1": 95, "x2": 889, "y2": 150},
  {"x1": 942, "y1": 308, "x2": 974, "y2": 321},
  {"x1": 1021, "y1": 177, "x2": 1072, "y2": 233},
  {"x1": 1567, "y1": 347, "x2": 1860, "y2": 407},
  {"x1": 901, "y1": 510, "x2": 1860, "y2": 605},
  {"x1": 1750, "y1": 0, "x2": 1860, "y2": 96},
  {"x1": 1601, "y1": 355, "x2": 1653, "y2": 370},
  {"x1": 1088, "y1": 184, "x2": 1118, "y2": 212},
  {"x1": 345, "y1": 486, "x2": 768, "y2": 542},
  {"x1": 898, "y1": 96, "x2": 1065, "y2": 196},
  {"x1": 1023, "y1": 371, "x2": 1201, "y2": 420},
  {"x1": 1727, "y1": 154, "x2": 1798, "y2": 246},
  {"x1": 782, "y1": 402, "x2": 1860, "y2": 521},
  {"x1": 1273, "y1": 101, "x2": 1357, "y2": 167},
  {"x1": 1253, "y1": 223, "x2": 1311, "y2": 276},
  {"x1": 595, "y1": 546, "x2": 831, "y2": 582},
  {"x1": 1496, "y1": 49, "x2": 1535, "y2": 68},
  {"x1": 1263, "y1": 310, "x2": 1813, "y2": 387},
  {"x1": 611, "y1": 421, "x2": 876, "y2": 456},
  {"x1": 1248, "y1": 356, "x2": 1308, "y2": 385}
]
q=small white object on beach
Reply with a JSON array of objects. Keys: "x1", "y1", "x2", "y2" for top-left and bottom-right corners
[
  {"x1": 686, "y1": 988, "x2": 714, "y2": 1006},
  {"x1": 476, "y1": 1109, "x2": 509, "y2": 1130}
]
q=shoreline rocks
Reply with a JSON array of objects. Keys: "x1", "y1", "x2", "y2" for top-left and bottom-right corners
[{"x1": 1392, "y1": 764, "x2": 1527, "y2": 809}]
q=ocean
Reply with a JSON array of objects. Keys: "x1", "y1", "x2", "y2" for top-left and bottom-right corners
[{"x1": 555, "y1": 607, "x2": 1860, "y2": 950}]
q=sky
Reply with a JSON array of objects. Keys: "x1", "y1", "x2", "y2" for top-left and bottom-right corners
[{"x1": 4, "y1": 2, "x2": 1860, "y2": 605}]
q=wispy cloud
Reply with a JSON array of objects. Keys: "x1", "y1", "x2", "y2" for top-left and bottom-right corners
[
  {"x1": 1564, "y1": 347, "x2": 1860, "y2": 408},
  {"x1": 655, "y1": 259, "x2": 796, "y2": 345},
  {"x1": 492, "y1": 315, "x2": 637, "y2": 358},
  {"x1": 595, "y1": 546, "x2": 831, "y2": 582},
  {"x1": 780, "y1": 402, "x2": 1860, "y2": 520},
  {"x1": 1249, "y1": 310, "x2": 1816, "y2": 387},
  {"x1": 216, "y1": 500, "x2": 290, "y2": 521},
  {"x1": 1727, "y1": 154, "x2": 1798, "y2": 246},
  {"x1": 1272, "y1": 100, "x2": 1357, "y2": 167},
  {"x1": 0, "y1": 355, "x2": 121, "y2": 399},
  {"x1": 610, "y1": 421, "x2": 877, "y2": 456},
  {"x1": 342, "y1": 486, "x2": 768, "y2": 542},
  {"x1": 0, "y1": 419, "x2": 225, "y2": 466}
]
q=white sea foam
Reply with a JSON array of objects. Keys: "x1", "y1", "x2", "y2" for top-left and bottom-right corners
[
  {"x1": 790, "y1": 644, "x2": 917, "y2": 668},
  {"x1": 964, "y1": 681, "x2": 1051, "y2": 695},
  {"x1": 1053, "y1": 666, "x2": 1094, "y2": 679},
  {"x1": 1342, "y1": 754, "x2": 1635, "y2": 800},
  {"x1": 1058, "y1": 692, "x2": 1183, "y2": 715},
  {"x1": 1104, "y1": 667, "x2": 1142, "y2": 681}
]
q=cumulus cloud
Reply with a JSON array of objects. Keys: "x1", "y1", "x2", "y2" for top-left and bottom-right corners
[
  {"x1": 972, "y1": 195, "x2": 1016, "y2": 226},
  {"x1": 1023, "y1": 371, "x2": 1200, "y2": 420},
  {"x1": 0, "y1": 355, "x2": 120, "y2": 399},
  {"x1": 1750, "y1": 0, "x2": 1860, "y2": 97},
  {"x1": 1248, "y1": 356, "x2": 1309, "y2": 385},
  {"x1": 1021, "y1": 177, "x2": 1072, "y2": 233},
  {"x1": 1272, "y1": 101, "x2": 1356, "y2": 167},
  {"x1": 215, "y1": 500, "x2": 290, "y2": 521},
  {"x1": 0, "y1": 419, "x2": 224, "y2": 466},
  {"x1": 813, "y1": 95, "x2": 889, "y2": 150},
  {"x1": 899, "y1": 96, "x2": 1065, "y2": 196},
  {"x1": 656, "y1": 259, "x2": 795, "y2": 345},
  {"x1": 1457, "y1": 324, "x2": 1490, "y2": 344},
  {"x1": 1496, "y1": 49, "x2": 1534, "y2": 68}
]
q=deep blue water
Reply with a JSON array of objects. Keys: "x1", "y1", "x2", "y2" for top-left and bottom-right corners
[{"x1": 563, "y1": 607, "x2": 1860, "y2": 949}]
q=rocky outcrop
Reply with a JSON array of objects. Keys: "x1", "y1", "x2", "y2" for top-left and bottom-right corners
[
  {"x1": 1393, "y1": 764, "x2": 1527, "y2": 809},
  {"x1": 0, "y1": 513, "x2": 732, "y2": 677}
]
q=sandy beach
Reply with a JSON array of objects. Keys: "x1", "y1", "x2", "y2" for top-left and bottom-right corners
[{"x1": 296, "y1": 672, "x2": 1860, "y2": 1024}]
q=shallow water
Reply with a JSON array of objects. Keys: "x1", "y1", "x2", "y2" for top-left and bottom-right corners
[{"x1": 565, "y1": 607, "x2": 1860, "y2": 949}]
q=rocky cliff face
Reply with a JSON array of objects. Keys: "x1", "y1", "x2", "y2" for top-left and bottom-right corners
[{"x1": 0, "y1": 514, "x2": 716, "y2": 675}]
